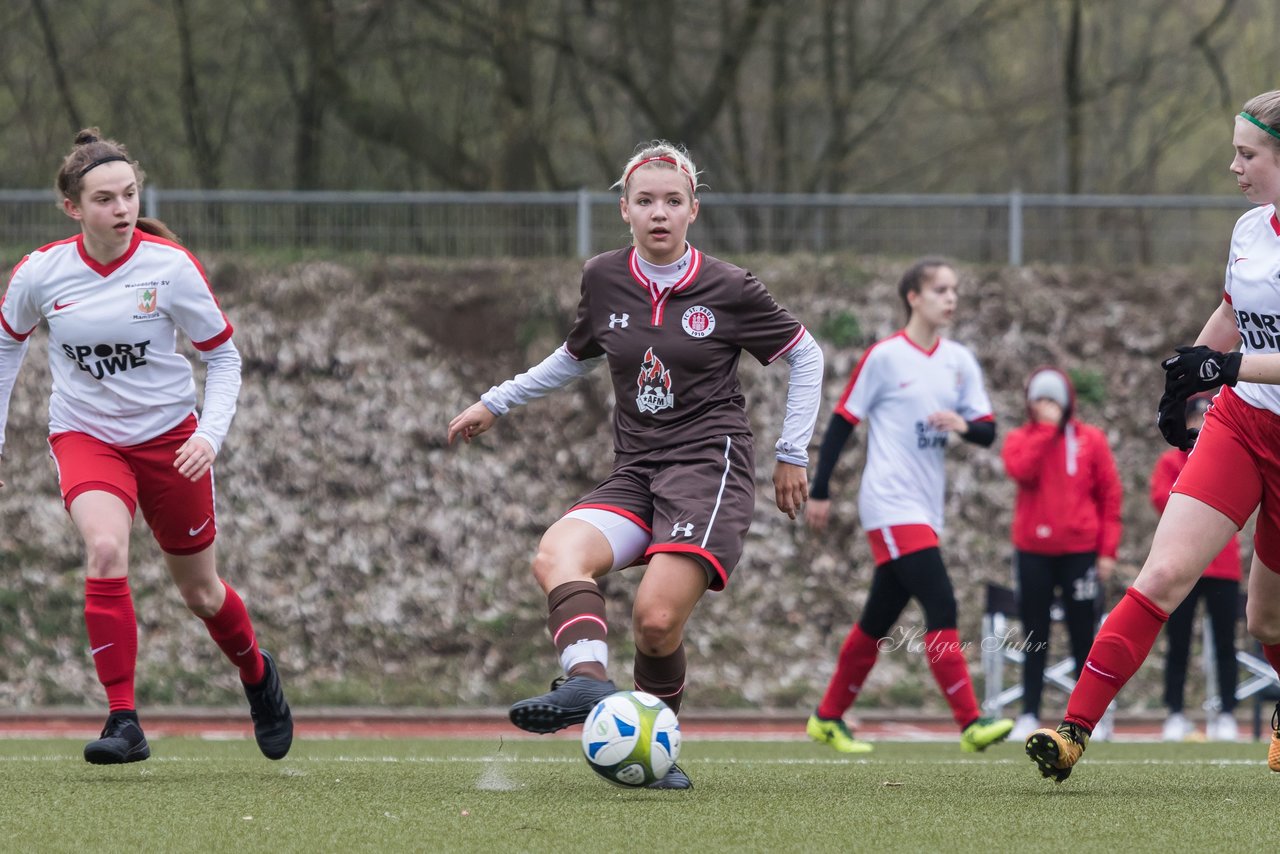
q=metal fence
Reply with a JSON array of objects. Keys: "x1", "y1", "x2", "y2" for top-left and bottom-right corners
[{"x1": 0, "y1": 189, "x2": 1251, "y2": 266}]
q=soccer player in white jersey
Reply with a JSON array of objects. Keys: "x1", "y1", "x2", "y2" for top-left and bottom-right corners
[
  {"x1": 1027, "y1": 89, "x2": 1280, "y2": 783},
  {"x1": 803, "y1": 258, "x2": 1014, "y2": 754},
  {"x1": 0, "y1": 129, "x2": 291, "y2": 764},
  {"x1": 448, "y1": 141, "x2": 823, "y2": 789}
]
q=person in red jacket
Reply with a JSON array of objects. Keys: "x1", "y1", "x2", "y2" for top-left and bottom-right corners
[
  {"x1": 1002, "y1": 367, "x2": 1122, "y2": 741},
  {"x1": 1150, "y1": 395, "x2": 1242, "y2": 742}
]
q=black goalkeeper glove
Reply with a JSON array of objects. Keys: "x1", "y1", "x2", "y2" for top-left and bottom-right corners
[
  {"x1": 1156, "y1": 389, "x2": 1195, "y2": 450},
  {"x1": 1161, "y1": 345, "x2": 1241, "y2": 399}
]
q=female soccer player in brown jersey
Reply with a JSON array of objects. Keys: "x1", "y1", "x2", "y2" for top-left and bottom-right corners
[{"x1": 449, "y1": 141, "x2": 823, "y2": 789}]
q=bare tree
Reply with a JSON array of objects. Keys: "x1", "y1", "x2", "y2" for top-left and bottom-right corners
[
  {"x1": 1062, "y1": 0, "x2": 1084, "y2": 194},
  {"x1": 30, "y1": 0, "x2": 82, "y2": 131},
  {"x1": 0, "y1": 0, "x2": 1267, "y2": 197},
  {"x1": 172, "y1": 0, "x2": 230, "y2": 188},
  {"x1": 288, "y1": 0, "x2": 489, "y2": 189}
]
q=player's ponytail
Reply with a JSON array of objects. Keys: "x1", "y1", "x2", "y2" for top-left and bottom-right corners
[{"x1": 136, "y1": 217, "x2": 181, "y2": 243}]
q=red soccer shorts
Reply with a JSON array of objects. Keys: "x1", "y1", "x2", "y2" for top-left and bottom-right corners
[
  {"x1": 1172, "y1": 386, "x2": 1280, "y2": 573},
  {"x1": 865, "y1": 524, "x2": 939, "y2": 567},
  {"x1": 48, "y1": 414, "x2": 217, "y2": 555}
]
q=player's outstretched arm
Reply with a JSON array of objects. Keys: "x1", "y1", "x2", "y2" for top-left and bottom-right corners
[{"x1": 448, "y1": 401, "x2": 498, "y2": 445}]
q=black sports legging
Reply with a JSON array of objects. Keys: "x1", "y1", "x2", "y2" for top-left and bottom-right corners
[
  {"x1": 1164, "y1": 576, "x2": 1239, "y2": 714},
  {"x1": 1016, "y1": 551, "x2": 1100, "y2": 718},
  {"x1": 858, "y1": 547, "x2": 958, "y2": 638}
]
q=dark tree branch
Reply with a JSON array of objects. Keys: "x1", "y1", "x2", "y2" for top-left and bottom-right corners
[
  {"x1": 1190, "y1": 0, "x2": 1236, "y2": 107},
  {"x1": 30, "y1": 0, "x2": 82, "y2": 131}
]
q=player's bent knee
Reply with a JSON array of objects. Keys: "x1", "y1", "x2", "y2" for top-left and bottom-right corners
[
  {"x1": 632, "y1": 611, "x2": 682, "y2": 657},
  {"x1": 83, "y1": 535, "x2": 128, "y2": 577},
  {"x1": 1134, "y1": 560, "x2": 1200, "y2": 614},
  {"x1": 530, "y1": 547, "x2": 557, "y2": 586},
  {"x1": 1245, "y1": 608, "x2": 1280, "y2": 645},
  {"x1": 179, "y1": 581, "x2": 224, "y2": 618},
  {"x1": 531, "y1": 545, "x2": 589, "y2": 588}
]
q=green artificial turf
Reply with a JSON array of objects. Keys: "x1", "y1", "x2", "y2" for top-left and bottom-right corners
[{"x1": 2, "y1": 738, "x2": 1277, "y2": 853}]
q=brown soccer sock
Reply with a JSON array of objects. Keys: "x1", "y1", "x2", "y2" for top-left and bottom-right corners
[
  {"x1": 547, "y1": 580, "x2": 609, "y2": 681},
  {"x1": 634, "y1": 644, "x2": 687, "y2": 714}
]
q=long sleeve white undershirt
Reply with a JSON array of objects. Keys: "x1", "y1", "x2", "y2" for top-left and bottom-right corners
[
  {"x1": 0, "y1": 335, "x2": 30, "y2": 456},
  {"x1": 480, "y1": 345, "x2": 602, "y2": 415},
  {"x1": 775, "y1": 331, "x2": 823, "y2": 467},
  {"x1": 190, "y1": 339, "x2": 242, "y2": 456}
]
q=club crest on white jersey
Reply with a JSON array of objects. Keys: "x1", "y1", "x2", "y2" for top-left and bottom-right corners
[
  {"x1": 126, "y1": 279, "x2": 165, "y2": 320},
  {"x1": 681, "y1": 305, "x2": 715, "y2": 338},
  {"x1": 636, "y1": 346, "x2": 675, "y2": 414}
]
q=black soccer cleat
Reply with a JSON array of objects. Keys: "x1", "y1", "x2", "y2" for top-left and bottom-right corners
[
  {"x1": 509, "y1": 675, "x2": 617, "y2": 734},
  {"x1": 648, "y1": 763, "x2": 692, "y2": 790},
  {"x1": 84, "y1": 710, "x2": 151, "y2": 765},
  {"x1": 244, "y1": 650, "x2": 293, "y2": 760}
]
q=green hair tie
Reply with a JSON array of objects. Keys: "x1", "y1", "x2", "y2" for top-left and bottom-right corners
[{"x1": 1239, "y1": 111, "x2": 1280, "y2": 142}]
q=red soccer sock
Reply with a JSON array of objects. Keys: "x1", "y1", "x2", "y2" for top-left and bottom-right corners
[
  {"x1": 923, "y1": 628, "x2": 981, "y2": 728},
  {"x1": 1262, "y1": 643, "x2": 1280, "y2": 679},
  {"x1": 634, "y1": 645, "x2": 687, "y2": 714},
  {"x1": 816, "y1": 624, "x2": 879, "y2": 719},
  {"x1": 547, "y1": 581, "x2": 609, "y2": 680},
  {"x1": 200, "y1": 581, "x2": 265, "y2": 685},
  {"x1": 1064, "y1": 587, "x2": 1168, "y2": 731},
  {"x1": 84, "y1": 577, "x2": 138, "y2": 712}
]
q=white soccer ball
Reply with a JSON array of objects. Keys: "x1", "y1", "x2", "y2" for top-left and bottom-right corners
[{"x1": 581, "y1": 690, "x2": 681, "y2": 787}]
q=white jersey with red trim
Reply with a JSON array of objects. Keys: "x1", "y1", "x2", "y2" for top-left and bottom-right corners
[
  {"x1": 0, "y1": 231, "x2": 235, "y2": 449},
  {"x1": 1223, "y1": 204, "x2": 1280, "y2": 415},
  {"x1": 834, "y1": 331, "x2": 992, "y2": 531}
]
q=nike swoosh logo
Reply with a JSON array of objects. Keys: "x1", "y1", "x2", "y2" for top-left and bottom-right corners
[
  {"x1": 235, "y1": 644, "x2": 255, "y2": 657},
  {"x1": 188, "y1": 518, "x2": 212, "y2": 537},
  {"x1": 53, "y1": 299, "x2": 78, "y2": 311},
  {"x1": 1084, "y1": 660, "x2": 1119, "y2": 681},
  {"x1": 90, "y1": 643, "x2": 114, "y2": 656}
]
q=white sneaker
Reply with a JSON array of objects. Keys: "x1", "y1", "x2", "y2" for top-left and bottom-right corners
[
  {"x1": 1162, "y1": 712, "x2": 1193, "y2": 742},
  {"x1": 1208, "y1": 712, "x2": 1238, "y2": 742},
  {"x1": 1010, "y1": 713, "x2": 1039, "y2": 742}
]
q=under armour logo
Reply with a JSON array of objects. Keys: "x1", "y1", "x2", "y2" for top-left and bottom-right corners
[
  {"x1": 609, "y1": 313, "x2": 630, "y2": 329},
  {"x1": 671, "y1": 522, "x2": 694, "y2": 537}
]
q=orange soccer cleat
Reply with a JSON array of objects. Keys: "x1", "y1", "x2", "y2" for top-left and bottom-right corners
[{"x1": 1026, "y1": 722, "x2": 1089, "y2": 783}]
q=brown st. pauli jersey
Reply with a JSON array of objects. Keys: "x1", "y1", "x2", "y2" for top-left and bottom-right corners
[{"x1": 564, "y1": 247, "x2": 805, "y2": 455}]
